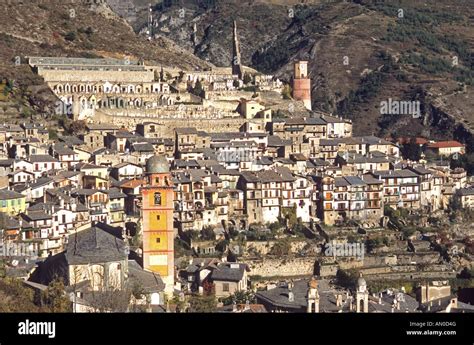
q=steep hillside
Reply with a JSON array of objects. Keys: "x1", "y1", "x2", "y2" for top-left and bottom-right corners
[
  {"x1": 0, "y1": 0, "x2": 212, "y2": 120},
  {"x1": 128, "y1": 0, "x2": 473, "y2": 141}
]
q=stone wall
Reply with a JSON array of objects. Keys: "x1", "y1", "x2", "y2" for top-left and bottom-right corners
[
  {"x1": 248, "y1": 256, "x2": 316, "y2": 278},
  {"x1": 38, "y1": 69, "x2": 154, "y2": 83},
  {"x1": 94, "y1": 111, "x2": 247, "y2": 136},
  {"x1": 206, "y1": 90, "x2": 257, "y2": 101},
  {"x1": 245, "y1": 240, "x2": 310, "y2": 256},
  {"x1": 317, "y1": 252, "x2": 441, "y2": 277},
  {"x1": 203, "y1": 99, "x2": 240, "y2": 112},
  {"x1": 363, "y1": 270, "x2": 456, "y2": 281}
]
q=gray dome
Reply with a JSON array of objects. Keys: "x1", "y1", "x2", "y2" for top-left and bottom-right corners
[
  {"x1": 357, "y1": 276, "x2": 366, "y2": 287},
  {"x1": 146, "y1": 155, "x2": 169, "y2": 174}
]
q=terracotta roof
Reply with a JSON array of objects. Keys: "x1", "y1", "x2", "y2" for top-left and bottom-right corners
[
  {"x1": 120, "y1": 179, "x2": 145, "y2": 189},
  {"x1": 427, "y1": 141, "x2": 464, "y2": 148},
  {"x1": 396, "y1": 137, "x2": 428, "y2": 145}
]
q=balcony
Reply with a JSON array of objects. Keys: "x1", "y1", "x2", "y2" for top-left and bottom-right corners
[
  {"x1": 109, "y1": 204, "x2": 124, "y2": 212},
  {"x1": 90, "y1": 202, "x2": 107, "y2": 208},
  {"x1": 90, "y1": 208, "x2": 107, "y2": 215}
]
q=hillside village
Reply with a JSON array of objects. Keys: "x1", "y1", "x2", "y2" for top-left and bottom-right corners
[
  {"x1": 1, "y1": 70, "x2": 473, "y2": 311},
  {"x1": 0, "y1": 3, "x2": 473, "y2": 314}
]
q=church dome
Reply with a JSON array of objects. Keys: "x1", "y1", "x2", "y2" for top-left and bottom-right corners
[
  {"x1": 146, "y1": 155, "x2": 169, "y2": 174},
  {"x1": 357, "y1": 276, "x2": 366, "y2": 288}
]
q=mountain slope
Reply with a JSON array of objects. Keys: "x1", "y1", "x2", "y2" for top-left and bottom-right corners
[
  {"x1": 0, "y1": 0, "x2": 212, "y2": 120},
  {"x1": 128, "y1": 0, "x2": 473, "y2": 141}
]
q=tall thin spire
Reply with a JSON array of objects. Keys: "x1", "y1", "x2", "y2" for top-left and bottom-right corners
[
  {"x1": 147, "y1": 3, "x2": 154, "y2": 41},
  {"x1": 232, "y1": 20, "x2": 243, "y2": 79}
]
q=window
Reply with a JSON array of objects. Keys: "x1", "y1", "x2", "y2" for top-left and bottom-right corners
[
  {"x1": 155, "y1": 238, "x2": 161, "y2": 243},
  {"x1": 156, "y1": 215, "x2": 161, "y2": 220},
  {"x1": 222, "y1": 283, "x2": 229, "y2": 292},
  {"x1": 154, "y1": 192, "x2": 162, "y2": 205}
]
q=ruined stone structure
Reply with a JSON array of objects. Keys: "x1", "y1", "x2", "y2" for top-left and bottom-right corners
[
  {"x1": 29, "y1": 55, "x2": 282, "y2": 133},
  {"x1": 29, "y1": 57, "x2": 174, "y2": 120}
]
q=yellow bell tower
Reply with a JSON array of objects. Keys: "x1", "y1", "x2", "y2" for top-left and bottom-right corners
[{"x1": 141, "y1": 155, "x2": 174, "y2": 293}]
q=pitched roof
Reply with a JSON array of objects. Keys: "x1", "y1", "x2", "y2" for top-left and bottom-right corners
[
  {"x1": 58, "y1": 136, "x2": 85, "y2": 146},
  {"x1": 0, "y1": 188, "x2": 25, "y2": 200},
  {"x1": 127, "y1": 260, "x2": 165, "y2": 293},
  {"x1": 267, "y1": 135, "x2": 292, "y2": 147},
  {"x1": 52, "y1": 144, "x2": 76, "y2": 156},
  {"x1": 74, "y1": 162, "x2": 106, "y2": 170},
  {"x1": 66, "y1": 227, "x2": 128, "y2": 265},
  {"x1": 30, "y1": 177, "x2": 53, "y2": 189},
  {"x1": 395, "y1": 137, "x2": 428, "y2": 145},
  {"x1": 372, "y1": 169, "x2": 420, "y2": 178},
  {"x1": 132, "y1": 142, "x2": 155, "y2": 152},
  {"x1": 28, "y1": 154, "x2": 59, "y2": 163},
  {"x1": 210, "y1": 263, "x2": 247, "y2": 282},
  {"x1": 104, "y1": 188, "x2": 127, "y2": 199},
  {"x1": 458, "y1": 187, "x2": 474, "y2": 196},
  {"x1": 0, "y1": 159, "x2": 13, "y2": 167},
  {"x1": 256, "y1": 278, "x2": 348, "y2": 312},
  {"x1": 361, "y1": 174, "x2": 383, "y2": 184},
  {"x1": 175, "y1": 127, "x2": 198, "y2": 135},
  {"x1": 427, "y1": 141, "x2": 465, "y2": 148},
  {"x1": 22, "y1": 210, "x2": 52, "y2": 221}
]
